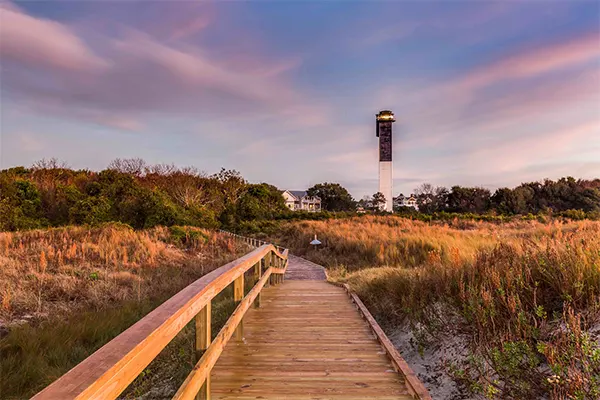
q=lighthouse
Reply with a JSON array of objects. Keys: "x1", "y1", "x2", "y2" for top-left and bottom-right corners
[{"x1": 376, "y1": 110, "x2": 395, "y2": 212}]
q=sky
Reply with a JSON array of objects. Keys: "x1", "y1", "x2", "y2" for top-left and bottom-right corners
[{"x1": 1, "y1": 0, "x2": 599, "y2": 199}]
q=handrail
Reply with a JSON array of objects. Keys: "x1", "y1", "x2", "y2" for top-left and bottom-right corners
[
  {"x1": 33, "y1": 243, "x2": 289, "y2": 400},
  {"x1": 173, "y1": 267, "x2": 272, "y2": 400},
  {"x1": 219, "y1": 229, "x2": 286, "y2": 254},
  {"x1": 341, "y1": 284, "x2": 432, "y2": 400}
]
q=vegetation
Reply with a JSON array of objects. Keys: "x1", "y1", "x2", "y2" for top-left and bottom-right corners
[
  {"x1": 371, "y1": 191, "x2": 387, "y2": 210},
  {"x1": 409, "y1": 178, "x2": 600, "y2": 215},
  {"x1": 2, "y1": 159, "x2": 599, "y2": 399},
  {"x1": 0, "y1": 159, "x2": 288, "y2": 232},
  {"x1": 266, "y1": 216, "x2": 600, "y2": 399},
  {"x1": 0, "y1": 224, "x2": 247, "y2": 398},
  {"x1": 306, "y1": 182, "x2": 356, "y2": 211},
  {"x1": 2, "y1": 160, "x2": 598, "y2": 235}
]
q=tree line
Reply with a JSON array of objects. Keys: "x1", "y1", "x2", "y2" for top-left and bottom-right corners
[
  {"x1": 1, "y1": 158, "x2": 598, "y2": 232},
  {"x1": 310, "y1": 178, "x2": 600, "y2": 216},
  {"x1": 409, "y1": 178, "x2": 600, "y2": 215},
  {"x1": 0, "y1": 158, "x2": 289, "y2": 231}
]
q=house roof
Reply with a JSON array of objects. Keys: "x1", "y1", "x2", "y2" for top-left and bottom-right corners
[
  {"x1": 288, "y1": 190, "x2": 307, "y2": 199},
  {"x1": 283, "y1": 190, "x2": 320, "y2": 201}
]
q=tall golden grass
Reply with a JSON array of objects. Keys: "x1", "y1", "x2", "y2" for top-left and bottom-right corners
[
  {"x1": 0, "y1": 223, "x2": 243, "y2": 324},
  {"x1": 0, "y1": 224, "x2": 246, "y2": 399},
  {"x1": 269, "y1": 216, "x2": 600, "y2": 399}
]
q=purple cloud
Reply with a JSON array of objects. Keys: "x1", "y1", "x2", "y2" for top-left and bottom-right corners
[
  {"x1": 1, "y1": 3, "x2": 326, "y2": 130},
  {"x1": 0, "y1": 2, "x2": 106, "y2": 71}
]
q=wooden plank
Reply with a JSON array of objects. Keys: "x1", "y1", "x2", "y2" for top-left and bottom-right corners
[
  {"x1": 253, "y1": 262, "x2": 261, "y2": 308},
  {"x1": 195, "y1": 303, "x2": 212, "y2": 357},
  {"x1": 32, "y1": 244, "x2": 286, "y2": 400},
  {"x1": 172, "y1": 269, "x2": 273, "y2": 400},
  {"x1": 210, "y1": 280, "x2": 418, "y2": 399},
  {"x1": 233, "y1": 274, "x2": 244, "y2": 341},
  {"x1": 195, "y1": 302, "x2": 211, "y2": 400}
]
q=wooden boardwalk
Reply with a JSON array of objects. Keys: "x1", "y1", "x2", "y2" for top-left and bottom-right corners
[
  {"x1": 33, "y1": 239, "x2": 430, "y2": 400},
  {"x1": 210, "y1": 256, "x2": 421, "y2": 399}
]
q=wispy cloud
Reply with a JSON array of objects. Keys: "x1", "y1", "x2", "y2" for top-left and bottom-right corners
[
  {"x1": 0, "y1": 2, "x2": 106, "y2": 71},
  {"x1": 1, "y1": 3, "x2": 327, "y2": 131},
  {"x1": 467, "y1": 120, "x2": 600, "y2": 173},
  {"x1": 463, "y1": 30, "x2": 600, "y2": 86}
]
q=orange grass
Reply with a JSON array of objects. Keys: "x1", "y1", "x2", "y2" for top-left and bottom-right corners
[{"x1": 0, "y1": 223, "x2": 245, "y2": 324}]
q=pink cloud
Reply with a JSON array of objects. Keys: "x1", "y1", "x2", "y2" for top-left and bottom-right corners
[
  {"x1": 0, "y1": 3, "x2": 106, "y2": 71},
  {"x1": 170, "y1": 16, "x2": 211, "y2": 40},
  {"x1": 465, "y1": 31, "x2": 600, "y2": 87},
  {"x1": 112, "y1": 33, "x2": 295, "y2": 105},
  {"x1": 92, "y1": 116, "x2": 143, "y2": 132},
  {"x1": 2, "y1": 5, "x2": 328, "y2": 131},
  {"x1": 139, "y1": 2, "x2": 215, "y2": 41},
  {"x1": 467, "y1": 120, "x2": 600, "y2": 173},
  {"x1": 402, "y1": 29, "x2": 600, "y2": 106},
  {"x1": 469, "y1": 67, "x2": 599, "y2": 124}
]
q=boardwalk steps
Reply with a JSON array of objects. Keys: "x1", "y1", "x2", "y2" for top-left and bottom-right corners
[{"x1": 33, "y1": 233, "x2": 430, "y2": 400}]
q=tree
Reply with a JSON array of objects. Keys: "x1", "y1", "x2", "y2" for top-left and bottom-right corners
[
  {"x1": 31, "y1": 158, "x2": 69, "y2": 170},
  {"x1": 107, "y1": 158, "x2": 147, "y2": 176},
  {"x1": 414, "y1": 183, "x2": 448, "y2": 213},
  {"x1": 490, "y1": 188, "x2": 515, "y2": 215},
  {"x1": 307, "y1": 183, "x2": 355, "y2": 211},
  {"x1": 371, "y1": 192, "x2": 386, "y2": 211},
  {"x1": 235, "y1": 183, "x2": 287, "y2": 221},
  {"x1": 446, "y1": 186, "x2": 491, "y2": 213},
  {"x1": 212, "y1": 168, "x2": 247, "y2": 208}
]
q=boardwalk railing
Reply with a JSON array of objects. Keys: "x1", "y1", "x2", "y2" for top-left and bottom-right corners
[
  {"x1": 219, "y1": 229, "x2": 285, "y2": 254},
  {"x1": 33, "y1": 241, "x2": 288, "y2": 400}
]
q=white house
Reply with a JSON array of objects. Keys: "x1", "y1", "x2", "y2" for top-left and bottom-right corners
[
  {"x1": 394, "y1": 194, "x2": 418, "y2": 210},
  {"x1": 282, "y1": 190, "x2": 322, "y2": 212}
]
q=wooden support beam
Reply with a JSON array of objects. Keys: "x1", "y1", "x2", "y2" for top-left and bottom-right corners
[
  {"x1": 195, "y1": 303, "x2": 211, "y2": 400},
  {"x1": 266, "y1": 252, "x2": 272, "y2": 287},
  {"x1": 233, "y1": 274, "x2": 244, "y2": 340},
  {"x1": 253, "y1": 261, "x2": 262, "y2": 308}
]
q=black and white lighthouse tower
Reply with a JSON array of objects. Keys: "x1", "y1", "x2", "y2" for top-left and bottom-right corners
[{"x1": 376, "y1": 110, "x2": 396, "y2": 212}]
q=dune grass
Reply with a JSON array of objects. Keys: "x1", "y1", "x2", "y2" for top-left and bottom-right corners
[
  {"x1": 0, "y1": 223, "x2": 241, "y2": 323},
  {"x1": 267, "y1": 216, "x2": 600, "y2": 399},
  {"x1": 0, "y1": 224, "x2": 247, "y2": 399},
  {"x1": 1, "y1": 300, "x2": 158, "y2": 398}
]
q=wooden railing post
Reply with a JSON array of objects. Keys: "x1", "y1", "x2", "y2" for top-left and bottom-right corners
[
  {"x1": 195, "y1": 302, "x2": 211, "y2": 400},
  {"x1": 264, "y1": 252, "x2": 269, "y2": 287},
  {"x1": 269, "y1": 251, "x2": 274, "y2": 286},
  {"x1": 253, "y1": 261, "x2": 262, "y2": 308},
  {"x1": 234, "y1": 274, "x2": 244, "y2": 340}
]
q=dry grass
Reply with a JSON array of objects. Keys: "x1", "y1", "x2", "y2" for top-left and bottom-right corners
[
  {"x1": 270, "y1": 216, "x2": 594, "y2": 269},
  {"x1": 0, "y1": 223, "x2": 242, "y2": 325},
  {"x1": 269, "y1": 216, "x2": 600, "y2": 399},
  {"x1": 0, "y1": 224, "x2": 247, "y2": 399}
]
